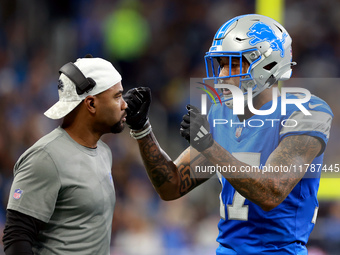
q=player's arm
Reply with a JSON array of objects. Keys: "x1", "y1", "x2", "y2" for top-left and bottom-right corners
[
  {"x1": 203, "y1": 134, "x2": 321, "y2": 211},
  {"x1": 181, "y1": 104, "x2": 322, "y2": 211},
  {"x1": 123, "y1": 87, "x2": 212, "y2": 200}
]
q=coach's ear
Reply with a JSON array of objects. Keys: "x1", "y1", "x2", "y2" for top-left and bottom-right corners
[{"x1": 84, "y1": 96, "x2": 96, "y2": 114}]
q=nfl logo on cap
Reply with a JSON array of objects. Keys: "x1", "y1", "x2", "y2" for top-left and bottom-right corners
[{"x1": 13, "y1": 189, "x2": 23, "y2": 200}]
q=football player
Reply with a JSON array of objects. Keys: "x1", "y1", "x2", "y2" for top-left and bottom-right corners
[{"x1": 124, "y1": 14, "x2": 333, "y2": 254}]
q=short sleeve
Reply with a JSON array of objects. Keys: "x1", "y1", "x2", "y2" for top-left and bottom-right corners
[
  {"x1": 7, "y1": 149, "x2": 61, "y2": 223},
  {"x1": 279, "y1": 110, "x2": 333, "y2": 155}
]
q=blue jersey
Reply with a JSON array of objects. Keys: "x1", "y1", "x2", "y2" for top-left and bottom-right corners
[{"x1": 207, "y1": 94, "x2": 333, "y2": 255}]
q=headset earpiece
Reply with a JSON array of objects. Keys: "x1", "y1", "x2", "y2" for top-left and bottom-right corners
[{"x1": 59, "y1": 62, "x2": 96, "y2": 95}]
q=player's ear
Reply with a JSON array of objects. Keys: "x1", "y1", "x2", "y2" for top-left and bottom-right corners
[{"x1": 84, "y1": 96, "x2": 96, "y2": 114}]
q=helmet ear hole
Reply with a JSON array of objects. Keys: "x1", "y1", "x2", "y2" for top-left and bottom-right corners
[{"x1": 263, "y1": 61, "x2": 277, "y2": 71}]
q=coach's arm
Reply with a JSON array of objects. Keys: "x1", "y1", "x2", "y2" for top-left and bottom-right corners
[
  {"x1": 123, "y1": 87, "x2": 213, "y2": 200},
  {"x1": 136, "y1": 131, "x2": 213, "y2": 200}
]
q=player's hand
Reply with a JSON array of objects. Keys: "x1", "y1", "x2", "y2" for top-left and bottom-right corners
[
  {"x1": 123, "y1": 87, "x2": 151, "y2": 130},
  {"x1": 180, "y1": 104, "x2": 214, "y2": 152}
]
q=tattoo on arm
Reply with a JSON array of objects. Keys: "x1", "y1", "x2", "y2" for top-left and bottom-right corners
[
  {"x1": 138, "y1": 133, "x2": 211, "y2": 199},
  {"x1": 138, "y1": 134, "x2": 174, "y2": 188},
  {"x1": 177, "y1": 155, "x2": 210, "y2": 196},
  {"x1": 178, "y1": 164, "x2": 192, "y2": 195},
  {"x1": 202, "y1": 135, "x2": 322, "y2": 209}
]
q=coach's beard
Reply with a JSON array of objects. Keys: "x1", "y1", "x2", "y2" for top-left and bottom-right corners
[{"x1": 110, "y1": 117, "x2": 125, "y2": 134}]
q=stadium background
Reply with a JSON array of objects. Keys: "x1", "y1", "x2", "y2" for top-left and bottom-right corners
[{"x1": 0, "y1": 0, "x2": 340, "y2": 254}]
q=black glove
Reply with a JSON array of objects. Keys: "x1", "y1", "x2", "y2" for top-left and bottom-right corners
[
  {"x1": 180, "y1": 104, "x2": 214, "y2": 152},
  {"x1": 123, "y1": 87, "x2": 151, "y2": 130}
]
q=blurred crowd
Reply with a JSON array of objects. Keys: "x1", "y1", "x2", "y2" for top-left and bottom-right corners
[{"x1": 1, "y1": 0, "x2": 340, "y2": 254}]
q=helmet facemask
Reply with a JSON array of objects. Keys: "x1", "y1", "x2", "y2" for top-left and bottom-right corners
[{"x1": 204, "y1": 49, "x2": 262, "y2": 108}]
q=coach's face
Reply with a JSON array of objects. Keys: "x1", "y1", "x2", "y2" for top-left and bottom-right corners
[{"x1": 94, "y1": 82, "x2": 128, "y2": 134}]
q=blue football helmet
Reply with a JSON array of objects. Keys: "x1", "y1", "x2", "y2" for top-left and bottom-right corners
[{"x1": 204, "y1": 14, "x2": 296, "y2": 108}]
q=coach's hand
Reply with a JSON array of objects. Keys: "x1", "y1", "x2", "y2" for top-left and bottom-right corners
[
  {"x1": 180, "y1": 104, "x2": 214, "y2": 152},
  {"x1": 123, "y1": 87, "x2": 151, "y2": 130}
]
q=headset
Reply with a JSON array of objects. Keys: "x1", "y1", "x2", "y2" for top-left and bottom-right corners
[{"x1": 58, "y1": 54, "x2": 96, "y2": 95}]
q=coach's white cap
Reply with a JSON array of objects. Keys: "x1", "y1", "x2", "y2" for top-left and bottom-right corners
[{"x1": 44, "y1": 57, "x2": 122, "y2": 119}]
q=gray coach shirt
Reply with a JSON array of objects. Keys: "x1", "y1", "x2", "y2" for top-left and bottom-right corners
[{"x1": 7, "y1": 127, "x2": 115, "y2": 255}]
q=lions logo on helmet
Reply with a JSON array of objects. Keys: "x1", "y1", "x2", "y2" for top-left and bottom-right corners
[
  {"x1": 248, "y1": 22, "x2": 287, "y2": 58},
  {"x1": 203, "y1": 14, "x2": 296, "y2": 108}
]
